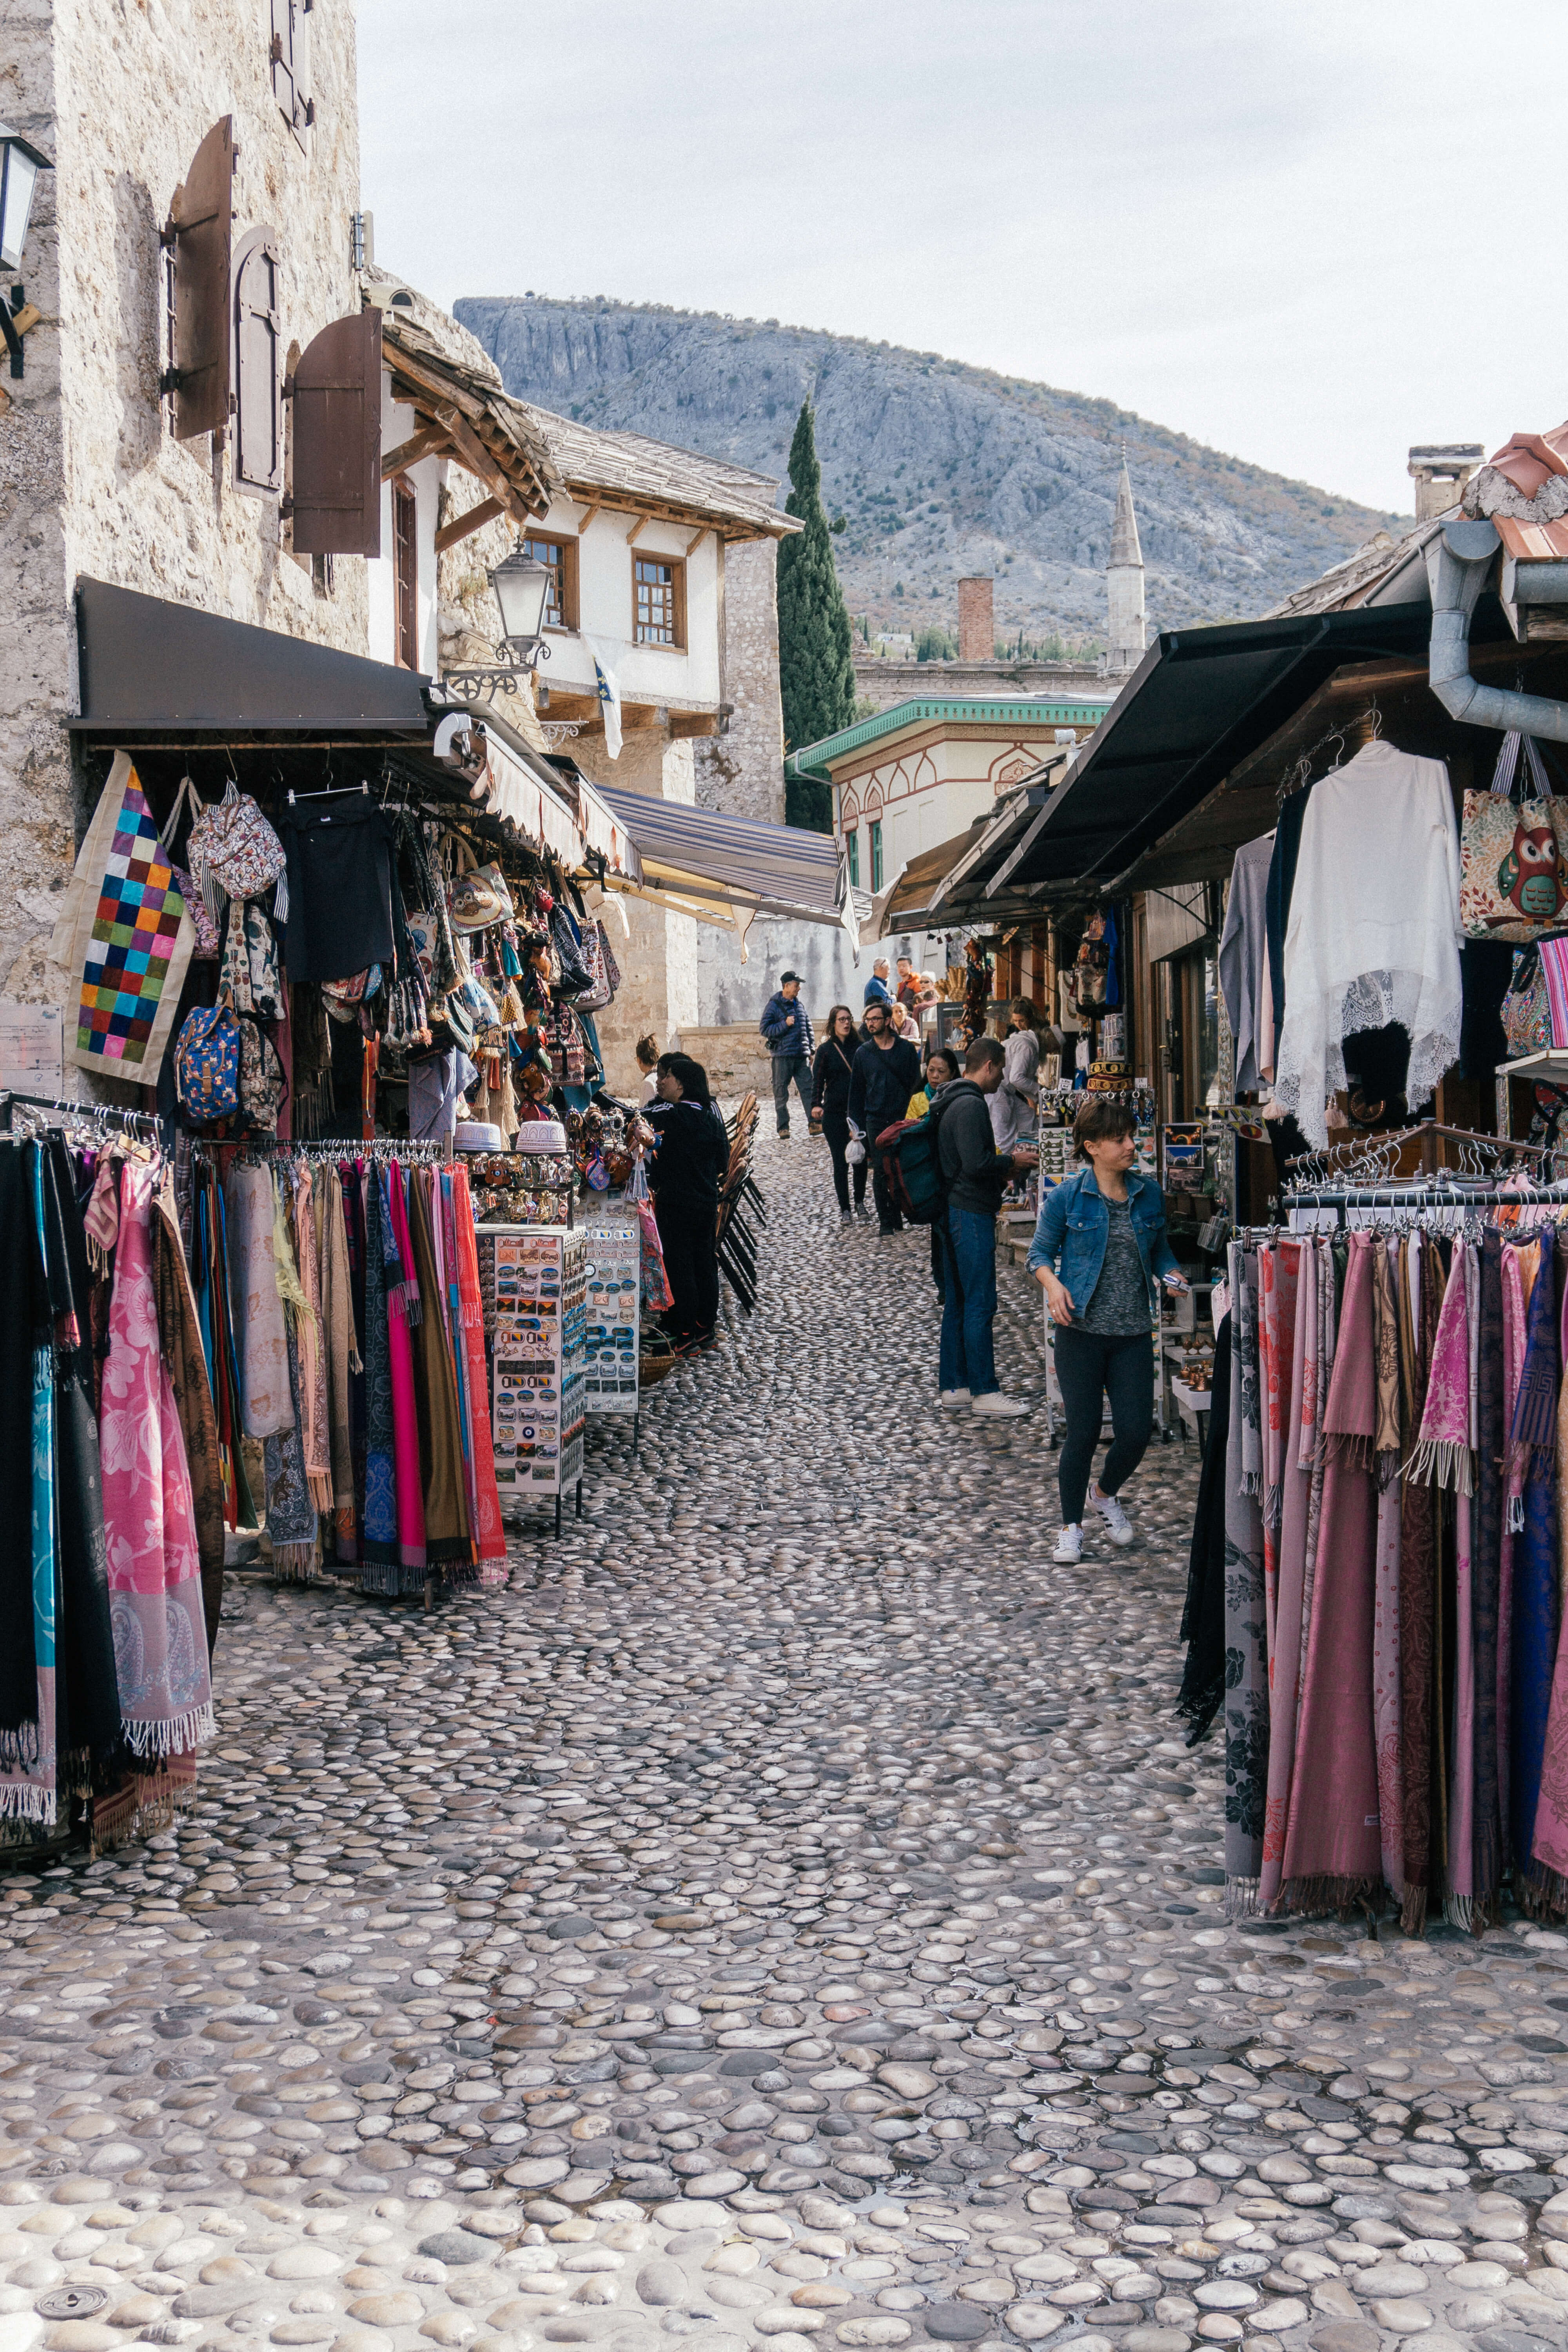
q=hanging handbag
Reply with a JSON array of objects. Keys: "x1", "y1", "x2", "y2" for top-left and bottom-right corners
[
  {"x1": 1503, "y1": 945, "x2": 1552, "y2": 1059},
  {"x1": 596, "y1": 918, "x2": 622, "y2": 997},
  {"x1": 573, "y1": 918, "x2": 613, "y2": 1011},
  {"x1": 1460, "y1": 731, "x2": 1568, "y2": 942},
  {"x1": 188, "y1": 780, "x2": 286, "y2": 907},
  {"x1": 447, "y1": 834, "x2": 516, "y2": 932},
  {"x1": 158, "y1": 776, "x2": 221, "y2": 958},
  {"x1": 243, "y1": 901, "x2": 283, "y2": 1019}
]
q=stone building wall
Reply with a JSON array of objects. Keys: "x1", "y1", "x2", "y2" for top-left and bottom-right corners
[
  {"x1": 0, "y1": 0, "x2": 367, "y2": 1009},
  {"x1": 694, "y1": 535, "x2": 784, "y2": 826},
  {"x1": 851, "y1": 653, "x2": 1105, "y2": 714}
]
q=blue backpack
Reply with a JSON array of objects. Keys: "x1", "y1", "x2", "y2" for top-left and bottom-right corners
[
  {"x1": 875, "y1": 1094, "x2": 956, "y2": 1227},
  {"x1": 174, "y1": 1000, "x2": 241, "y2": 1120}
]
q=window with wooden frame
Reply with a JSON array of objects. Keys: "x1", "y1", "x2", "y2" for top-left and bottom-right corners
[
  {"x1": 392, "y1": 476, "x2": 418, "y2": 670},
  {"x1": 522, "y1": 533, "x2": 579, "y2": 632},
  {"x1": 270, "y1": 0, "x2": 314, "y2": 153},
  {"x1": 632, "y1": 552, "x2": 685, "y2": 649}
]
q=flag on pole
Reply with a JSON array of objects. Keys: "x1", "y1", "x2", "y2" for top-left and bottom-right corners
[{"x1": 588, "y1": 641, "x2": 622, "y2": 760}]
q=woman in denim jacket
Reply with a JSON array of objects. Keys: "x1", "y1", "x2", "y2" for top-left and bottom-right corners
[{"x1": 1027, "y1": 1097, "x2": 1187, "y2": 1563}]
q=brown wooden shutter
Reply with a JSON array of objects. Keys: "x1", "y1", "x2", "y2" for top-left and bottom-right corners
[
  {"x1": 232, "y1": 227, "x2": 282, "y2": 494},
  {"x1": 287, "y1": 309, "x2": 382, "y2": 556},
  {"x1": 163, "y1": 116, "x2": 235, "y2": 442}
]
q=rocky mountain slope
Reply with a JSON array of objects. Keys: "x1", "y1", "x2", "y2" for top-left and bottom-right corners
[{"x1": 454, "y1": 296, "x2": 1405, "y2": 647}]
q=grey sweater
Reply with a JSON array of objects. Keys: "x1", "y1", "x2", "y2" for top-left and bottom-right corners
[{"x1": 936, "y1": 1080, "x2": 1013, "y2": 1217}]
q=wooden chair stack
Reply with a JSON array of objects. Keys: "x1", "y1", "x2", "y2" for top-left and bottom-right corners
[{"x1": 716, "y1": 1091, "x2": 765, "y2": 1314}]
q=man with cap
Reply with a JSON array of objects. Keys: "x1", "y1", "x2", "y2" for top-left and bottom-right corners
[{"x1": 760, "y1": 971, "x2": 817, "y2": 1138}]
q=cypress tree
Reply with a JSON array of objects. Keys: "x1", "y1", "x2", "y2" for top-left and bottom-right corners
[{"x1": 777, "y1": 402, "x2": 855, "y2": 833}]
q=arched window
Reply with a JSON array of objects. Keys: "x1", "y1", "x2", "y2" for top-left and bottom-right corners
[{"x1": 232, "y1": 226, "x2": 281, "y2": 495}]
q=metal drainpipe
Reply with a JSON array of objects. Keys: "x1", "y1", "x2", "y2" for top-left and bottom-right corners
[{"x1": 1426, "y1": 516, "x2": 1568, "y2": 740}]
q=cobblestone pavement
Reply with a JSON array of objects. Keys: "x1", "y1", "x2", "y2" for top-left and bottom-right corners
[{"x1": 7, "y1": 1133, "x2": 1568, "y2": 2352}]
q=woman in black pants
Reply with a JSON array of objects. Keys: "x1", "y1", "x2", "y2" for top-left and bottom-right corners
[
  {"x1": 810, "y1": 1005, "x2": 866, "y2": 1224},
  {"x1": 1028, "y1": 1096, "x2": 1187, "y2": 1563},
  {"x1": 646, "y1": 1053, "x2": 729, "y2": 1349}
]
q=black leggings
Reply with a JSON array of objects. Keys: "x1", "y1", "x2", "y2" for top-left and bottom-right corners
[
  {"x1": 820, "y1": 1107, "x2": 866, "y2": 1213},
  {"x1": 1054, "y1": 1325, "x2": 1154, "y2": 1526},
  {"x1": 655, "y1": 1196, "x2": 720, "y2": 1342}
]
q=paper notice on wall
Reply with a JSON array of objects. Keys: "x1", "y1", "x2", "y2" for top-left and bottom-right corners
[{"x1": 0, "y1": 1004, "x2": 63, "y2": 1099}]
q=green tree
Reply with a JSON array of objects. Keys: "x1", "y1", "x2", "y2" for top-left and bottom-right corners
[{"x1": 777, "y1": 403, "x2": 855, "y2": 833}]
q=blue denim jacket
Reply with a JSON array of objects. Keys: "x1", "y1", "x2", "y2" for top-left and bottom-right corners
[{"x1": 1026, "y1": 1166, "x2": 1181, "y2": 1322}]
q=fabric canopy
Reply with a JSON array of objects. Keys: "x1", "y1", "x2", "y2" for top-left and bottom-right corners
[{"x1": 596, "y1": 788, "x2": 849, "y2": 949}]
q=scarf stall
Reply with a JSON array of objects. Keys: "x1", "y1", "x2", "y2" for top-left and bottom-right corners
[
  {"x1": 0, "y1": 1105, "x2": 216, "y2": 1859},
  {"x1": 1182, "y1": 1176, "x2": 1568, "y2": 1934}
]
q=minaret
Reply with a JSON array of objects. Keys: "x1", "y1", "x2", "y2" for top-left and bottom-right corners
[{"x1": 1105, "y1": 453, "x2": 1147, "y2": 674}]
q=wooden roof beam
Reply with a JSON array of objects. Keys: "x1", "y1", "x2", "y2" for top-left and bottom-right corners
[
  {"x1": 436, "y1": 404, "x2": 544, "y2": 527},
  {"x1": 434, "y1": 495, "x2": 504, "y2": 554},
  {"x1": 381, "y1": 421, "x2": 450, "y2": 480}
]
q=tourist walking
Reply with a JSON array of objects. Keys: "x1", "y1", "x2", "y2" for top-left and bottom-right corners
[
  {"x1": 646, "y1": 1053, "x2": 729, "y2": 1350},
  {"x1": 920, "y1": 1047, "x2": 960, "y2": 1301},
  {"x1": 863, "y1": 958, "x2": 894, "y2": 1012},
  {"x1": 811, "y1": 1005, "x2": 867, "y2": 1223},
  {"x1": 846, "y1": 1000, "x2": 922, "y2": 1235},
  {"x1": 935, "y1": 1037, "x2": 1034, "y2": 1414},
  {"x1": 1028, "y1": 1097, "x2": 1187, "y2": 1561},
  {"x1": 991, "y1": 998, "x2": 1042, "y2": 1152},
  {"x1": 760, "y1": 973, "x2": 815, "y2": 1138}
]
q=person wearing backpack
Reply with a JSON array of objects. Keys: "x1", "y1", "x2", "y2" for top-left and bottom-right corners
[
  {"x1": 846, "y1": 1000, "x2": 922, "y2": 1235},
  {"x1": 935, "y1": 1036, "x2": 1036, "y2": 1414},
  {"x1": 810, "y1": 1004, "x2": 867, "y2": 1224}
]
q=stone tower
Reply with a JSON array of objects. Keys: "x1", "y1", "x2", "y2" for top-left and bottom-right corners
[{"x1": 1104, "y1": 456, "x2": 1147, "y2": 675}]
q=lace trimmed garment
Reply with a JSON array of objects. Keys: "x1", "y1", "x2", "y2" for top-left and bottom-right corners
[{"x1": 1273, "y1": 741, "x2": 1463, "y2": 1149}]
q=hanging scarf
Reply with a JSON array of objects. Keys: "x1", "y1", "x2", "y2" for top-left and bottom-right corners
[
  {"x1": 261, "y1": 1314, "x2": 318, "y2": 1580},
  {"x1": 1295, "y1": 1238, "x2": 1337, "y2": 1717},
  {"x1": 1406, "y1": 1239, "x2": 1476, "y2": 1494},
  {"x1": 1236, "y1": 1243, "x2": 1263, "y2": 1499},
  {"x1": 1223, "y1": 1243, "x2": 1269, "y2": 1913},
  {"x1": 224, "y1": 1161, "x2": 293, "y2": 1438},
  {"x1": 338, "y1": 1162, "x2": 369, "y2": 1566},
  {"x1": 1512, "y1": 1242, "x2": 1560, "y2": 1888},
  {"x1": 152, "y1": 1165, "x2": 225, "y2": 1659},
  {"x1": 1259, "y1": 1241, "x2": 1298, "y2": 1537},
  {"x1": 452, "y1": 1165, "x2": 507, "y2": 1577},
  {"x1": 406, "y1": 1166, "x2": 472, "y2": 1572},
  {"x1": 358, "y1": 1167, "x2": 408, "y2": 1592},
  {"x1": 1178, "y1": 1314, "x2": 1231, "y2": 1744},
  {"x1": 316, "y1": 1165, "x2": 359, "y2": 1553},
  {"x1": 1, "y1": 1146, "x2": 58, "y2": 1824},
  {"x1": 1474, "y1": 1230, "x2": 1506, "y2": 1910},
  {"x1": 290, "y1": 1162, "x2": 332, "y2": 1516},
  {"x1": 1396, "y1": 1231, "x2": 1444, "y2": 1933},
  {"x1": 382, "y1": 1167, "x2": 426, "y2": 1577},
  {"x1": 1260, "y1": 1241, "x2": 1312, "y2": 1911},
  {"x1": 1280, "y1": 1229, "x2": 1382, "y2": 1911},
  {"x1": 1371, "y1": 1236, "x2": 1402, "y2": 1474},
  {"x1": 0, "y1": 1141, "x2": 47, "y2": 1765},
  {"x1": 1499, "y1": 1244, "x2": 1532, "y2": 1862},
  {"x1": 99, "y1": 1159, "x2": 214, "y2": 1762}
]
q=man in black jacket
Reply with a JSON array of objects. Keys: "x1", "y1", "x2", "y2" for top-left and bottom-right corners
[
  {"x1": 935, "y1": 1036, "x2": 1034, "y2": 1414},
  {"x1": 846, "y1": 1000, "x2": 922, "y2": 1235}
]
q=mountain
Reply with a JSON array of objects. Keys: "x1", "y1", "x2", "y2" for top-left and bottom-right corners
[{"x1": 452, "y1": 296, "x2": 1406, "y2": 649}]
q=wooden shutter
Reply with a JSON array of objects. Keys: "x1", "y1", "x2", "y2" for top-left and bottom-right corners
[
  {"x1": 163, "y1": 116, "x2": 235, "y2": 442},
  {"x1": 232, "y1": 227, "x2": 282, "y2": 495},
  {"x1": 287, "y1": 309, "x2": 382, "y2": 556}
]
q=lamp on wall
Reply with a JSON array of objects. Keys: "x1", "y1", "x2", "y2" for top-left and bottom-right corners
[
  {"x1": 0, "y1": 125, "x2": 52, "y2": 380},
  {"x1": 444, "y1": 545, "x2": 555, "y2": 703}
]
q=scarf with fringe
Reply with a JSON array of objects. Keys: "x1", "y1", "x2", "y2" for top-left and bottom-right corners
[
  {"x1": 1512, "y1": 1241, "x2": 1559, "y2": 1886},
  {"x1": 1223, "y1": 1244, "x2": 1269, "y2": 1915},
  {"x1": 1474, "y1": 1230, "x2": 1505, "y2": 1909},
  {"x1": 1396, "y1": 1230, "x2": 1444, "y2": 1933}
]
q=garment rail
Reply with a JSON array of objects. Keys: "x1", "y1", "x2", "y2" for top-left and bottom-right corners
[
  {"x1": 0, "y1": 1090, "x2": 168, "y2": 1145},
  {"x1": 1284, "y1": 1181, "x2": 1568, "y2": 1229}
]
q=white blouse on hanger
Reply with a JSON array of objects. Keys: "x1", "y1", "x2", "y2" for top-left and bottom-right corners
[{"x1": 1273, "y1": 739, "x2": 1463, "y2": 1149}]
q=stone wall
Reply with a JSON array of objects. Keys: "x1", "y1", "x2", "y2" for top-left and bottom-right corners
[
  {"x1": 1, "y1": 0, "x2": 367, "y2": 1012},
  {"x1": 674, "y1": 1023, "x2": 773, "y2": 1102},
  {"x1": 851, "y1": 653, "x2": 1105, "y2": 713},
  {"x1": 694, "y1": 535, "x2": 784, "y2": 826}
]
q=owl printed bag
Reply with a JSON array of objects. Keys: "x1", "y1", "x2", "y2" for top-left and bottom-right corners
[{"x1": 1460, "y1": 731, "x2": 1568, "y2": 942}]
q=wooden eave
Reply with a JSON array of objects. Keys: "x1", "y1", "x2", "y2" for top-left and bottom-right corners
[
  {"x1": 555, "y1": 480, "x2": 796, "y2": 545},
  {"x1": 381, "y1": 324, "x2": 563, "y2": 525}
]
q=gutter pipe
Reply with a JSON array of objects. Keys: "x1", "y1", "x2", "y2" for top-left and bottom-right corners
[{"x1": 1426, "y1": 517, "x2": 1568, "y2": 741}]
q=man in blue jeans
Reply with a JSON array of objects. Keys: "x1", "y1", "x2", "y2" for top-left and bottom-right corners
[
  {"x1": 934, "y1": 1036, "x2": 1035, "y2": 1416},
  {"x1": 759, "y1": 972, "x2": 816, "y2": 1136}
]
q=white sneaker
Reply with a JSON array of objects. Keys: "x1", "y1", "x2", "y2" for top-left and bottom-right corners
[
  {"x1": 1091, "y1": 1486, "x2": 1135, "y2": 1547},
  {"x1": 1054, "y1": 1523, "x2": 1084, "y2": 1563},
  {"x1": 970, "y1": 1391, "x2": 1029, "y2": 1418},
  {"x1": 938, "y1": 1388, "x2": 972, "y2": 1409}
]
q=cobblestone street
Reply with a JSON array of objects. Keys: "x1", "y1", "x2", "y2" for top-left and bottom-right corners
[{"x1": 6, "y1": 1134, "x2": 1568, "y2": 2352}]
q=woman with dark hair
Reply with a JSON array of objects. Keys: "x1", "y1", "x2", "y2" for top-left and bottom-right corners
[
  {"x1": 647, "y1": 1053, "x2": 728, "y2": 1350},
  {"x1": 1027, "y1": 1096, "x2": 1187, "y2": 1563},
  {"x1": 922, "y1": 1046, "x2": 961, "y2": 1302},
  {"x1": 811, "y1": 1005, "x2": 866, "y2": 1224},
  {"x1": 635, "y1": 1034, "x2": 660, "y2": 1105}
]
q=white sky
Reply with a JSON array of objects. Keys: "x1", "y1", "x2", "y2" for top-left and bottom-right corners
[{"x1": 358, "y1": 0, "x2": 1568, "y2": 517}]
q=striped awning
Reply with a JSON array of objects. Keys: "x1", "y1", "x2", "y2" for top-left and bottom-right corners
[{"x1": 597, "y1": 788, "x2": 848, "y2": 934}]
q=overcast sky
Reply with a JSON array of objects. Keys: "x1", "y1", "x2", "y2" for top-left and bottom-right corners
[{"x1": 358, "y1": 0, "x2": 1566, "y2": 517}]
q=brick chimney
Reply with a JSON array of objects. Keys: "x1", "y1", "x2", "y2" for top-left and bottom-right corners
[{"x1": 957, "y1": 577, "x2": 993, "y2": 663}]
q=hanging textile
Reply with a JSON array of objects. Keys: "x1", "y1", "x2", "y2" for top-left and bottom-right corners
[
  {"x1": 152, "y1": 1165, "x2": 225, "y2": 1658},
  {"x1": 225, "y1": 1161, "x2": 294, "y2": 1437},
  {"x1": 98, "y1": 1159, "x2": 214, "y2": 1765},
  {"x1": 1222, "y1": 1243, "x2": 1268, "y2": 1912},
  {"x1": 49, "y1": 751, "x2": 198, "y2": 1083},
  {"x1": 405, "y1": 1165, "x2": 472, "y2": 1570}
]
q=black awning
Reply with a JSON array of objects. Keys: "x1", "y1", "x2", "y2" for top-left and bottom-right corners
[
  {"x1": 69, "y1": 576, "x2": 434, "y2": 737},
  {"x1": 996, "y1": 604, "x2": 1442, "y2": 895}
]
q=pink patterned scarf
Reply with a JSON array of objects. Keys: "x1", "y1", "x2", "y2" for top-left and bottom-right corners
[{"x1": 99, "y1": 1160, "x2": 214, "y2": 1762}]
